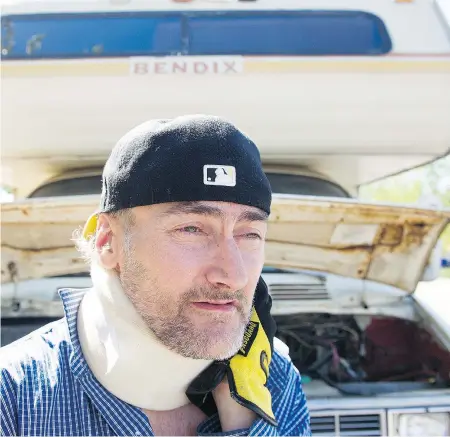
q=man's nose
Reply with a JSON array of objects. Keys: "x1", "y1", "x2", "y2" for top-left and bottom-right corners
[{"x1": 205, "y1": 238, "x2": 248, "y2": 291}]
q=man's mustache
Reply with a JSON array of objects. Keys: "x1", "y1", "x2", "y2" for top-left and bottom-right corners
[{"x1": 184, "y1": 287, "x2": 248, "y2": 307}]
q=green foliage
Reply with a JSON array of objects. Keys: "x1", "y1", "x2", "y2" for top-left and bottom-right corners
[
  {"x1": 360, "y1": 179, "x2": 424, "y2": 205},
  {"x1": 359, "y1": 156, "x2": 450, "y2": 253}
]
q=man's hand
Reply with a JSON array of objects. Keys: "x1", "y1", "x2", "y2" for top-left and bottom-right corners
[{"x1": 212, "y1": 377, "x2": 257, "y2": 432}]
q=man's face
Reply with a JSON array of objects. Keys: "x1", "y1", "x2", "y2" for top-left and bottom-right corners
[{"x1": 99, "y1": 201, "x2": 268, "y2": 360}]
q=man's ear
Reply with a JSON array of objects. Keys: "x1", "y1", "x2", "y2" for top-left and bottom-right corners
[{"x1": 95, "y1": 213, "x2": 120, "y2": 270}]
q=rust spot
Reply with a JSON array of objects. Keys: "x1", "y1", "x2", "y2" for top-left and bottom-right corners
[
  {"x1": 378, "y1": 224, "x2": 403, "y2": 246},
  {"x1": 405, "y1": 222, "x2": 430, "y2": 246},
  {"x1": 7, "y1": 261, "x2": 18, "y2": 280},
  {"x1": 332, "y1": 246, "x2": 372, "y2": 254},
  {"x1": 410, "y1": 224, "x2": 430, "y2": 237}
]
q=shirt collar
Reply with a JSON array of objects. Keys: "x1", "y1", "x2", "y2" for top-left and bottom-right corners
[{"x1": 59, "y1": 287, "x2": 91, "y2": 378}]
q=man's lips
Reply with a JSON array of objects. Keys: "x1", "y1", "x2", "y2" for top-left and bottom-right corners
[{"x1": 191, "y1": 300, "x2": 238, "y2": 312}]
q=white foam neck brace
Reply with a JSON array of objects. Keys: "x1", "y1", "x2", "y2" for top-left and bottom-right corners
[{"x1": 77, "y1": 264, "x2": 213, "y2": 411}]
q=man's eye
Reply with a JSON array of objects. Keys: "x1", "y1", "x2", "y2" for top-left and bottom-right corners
[
  {"x1": 244, "y1": 233, "x2": 262, "y2": 240},
  {"x1": 180, "y1": 226, "x2": 202, "y2": 234}
]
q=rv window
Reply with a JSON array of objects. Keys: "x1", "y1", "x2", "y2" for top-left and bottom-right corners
[
  {"x1": 1, "y1": 14, "x2": 183, "y2": 58},
  {"x1": 28, "y1": 173, "x2": 350, "y2": 199},
  {"x1": 187, "y1": 11, "x2": 392, "y2": 55},
  {"x1": 2, "y1": 10, "x2": 391, "y2": 59}
]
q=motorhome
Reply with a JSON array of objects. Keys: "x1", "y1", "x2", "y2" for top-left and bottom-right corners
[
  {"x1": 1, "y1": 0, "x2": 450, "y2": 435},
  {"x1": 2, "y1": 0, "x2": 450, "y2": 198}
]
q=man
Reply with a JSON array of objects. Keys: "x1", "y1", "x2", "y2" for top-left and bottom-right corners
[{"x1": 0, "y1": 115, "x2": 311, "y2": 436}]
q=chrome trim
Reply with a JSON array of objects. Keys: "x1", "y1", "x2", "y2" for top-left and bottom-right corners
[{"x1": 307, "y1": 393, "x2": 450, "y2": 410}]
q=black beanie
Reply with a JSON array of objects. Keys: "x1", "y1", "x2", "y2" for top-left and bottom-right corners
[{"x1": 100, "y1": 114, "x2": 272, "y2": 214}]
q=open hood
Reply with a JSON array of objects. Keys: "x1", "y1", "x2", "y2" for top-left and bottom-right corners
[{"x1": 2, "y1": 194, "x2": 449, "y2": 294}]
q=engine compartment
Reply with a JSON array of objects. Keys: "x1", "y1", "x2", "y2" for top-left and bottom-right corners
[
  {"x1": 2, "y1": 312, "x2": 450, "y2": 398},
  {"x1": 275, "y1": 313, "x2": 450, "y2": 396}
]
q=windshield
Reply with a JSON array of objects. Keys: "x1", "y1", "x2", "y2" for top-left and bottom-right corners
[{"x1": 29, "y1": 172, "x2": 351, "y2": 199}]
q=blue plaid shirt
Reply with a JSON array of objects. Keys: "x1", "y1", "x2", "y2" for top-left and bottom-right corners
[{"x1": 0, "y1": 288, "x2": 311, "y2": 436}]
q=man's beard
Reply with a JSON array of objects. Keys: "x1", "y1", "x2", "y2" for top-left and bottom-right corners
[{"x1": 119, "y1": 256, "x2": 252, "y2": 360}]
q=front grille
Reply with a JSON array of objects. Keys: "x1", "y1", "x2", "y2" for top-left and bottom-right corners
[
  {"x1": 268, "y1": 283, "x2": 329, "y2": 300},
  {"x1": 310, "y1": 411, "x2": 385, "y2": 436},
  {"x1": 340, "y1": 414, "x2": 382, "y2": 436},
  {"x1": 310, "y1": 415, "x2": 336, "y2": 435}
]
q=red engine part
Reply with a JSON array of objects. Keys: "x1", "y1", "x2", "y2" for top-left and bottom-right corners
[{"x1": 363, "y1": 317, "x2": 450, "y2": 382}]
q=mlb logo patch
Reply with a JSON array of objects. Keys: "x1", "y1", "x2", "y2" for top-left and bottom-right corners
[{"x1": 203, "y1": 165, "x2": 236, "y2": 187}]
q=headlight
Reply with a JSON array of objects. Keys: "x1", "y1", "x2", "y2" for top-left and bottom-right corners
[{"x1": 396, "y1": 413, "x2": 450, "y2": 437}]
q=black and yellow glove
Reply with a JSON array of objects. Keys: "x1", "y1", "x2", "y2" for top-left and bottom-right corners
[{"x1": 186, "y1": 277, "x2": 278, "y2": 427}]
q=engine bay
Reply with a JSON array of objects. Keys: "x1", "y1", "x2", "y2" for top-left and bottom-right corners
[
  {"x1": 275, "y1": 313, "x2": 450, "y2": 396},
  {"x1": 2, "y1": 311, "x2": 450, "y2": 399}
]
